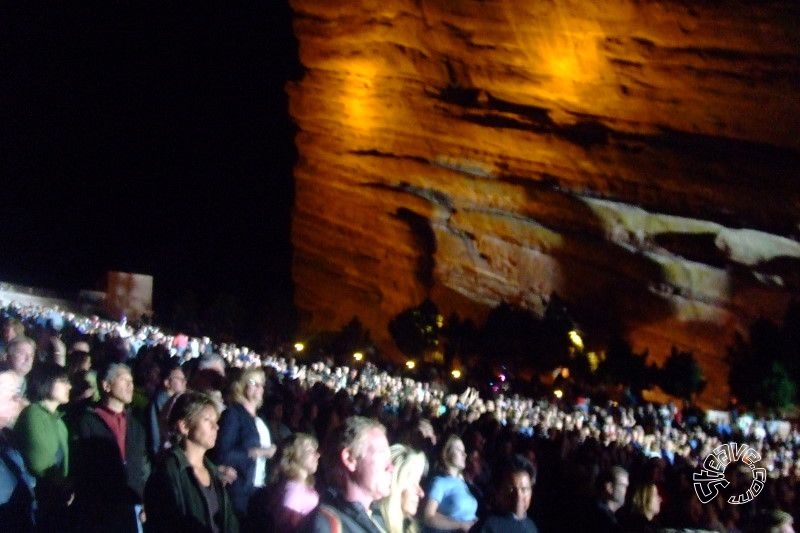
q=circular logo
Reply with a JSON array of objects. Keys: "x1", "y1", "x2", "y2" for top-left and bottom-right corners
[{"x1": 693, "y1": 442, "x2": 767, "y2": 504}]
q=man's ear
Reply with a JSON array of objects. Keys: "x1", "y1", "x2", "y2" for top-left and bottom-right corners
[{"x1": 341, "y1": 447, "x2": 358, "y2": 473}]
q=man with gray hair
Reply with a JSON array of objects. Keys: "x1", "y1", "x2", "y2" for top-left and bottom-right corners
[
  {"x1": 72, "y1": 363, "x2": 150, "y2": 533},
  {"x1": 300, "y1": 416, "x2": 394, "y2": 533}
]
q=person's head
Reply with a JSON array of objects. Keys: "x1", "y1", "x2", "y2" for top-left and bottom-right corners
[
  {"x1": 0, "y1": 370, "x2": 25, "y2": 428},
  {"x1": 70, "y1": 341, "x2": 91, "y2": 356},
  {"x1": 27, "y1": 362, "x2": 71, "y2": 406},
  {"x1": 45, "y1": 336, "x2": 67, "y2": 367},
  {"x1": 5, "y1": 336, "x2": 35, "y2": 377},
  {"x1": 325, "y1": 416, "x2": 393, "y2": 507},
  {"x1": 168, "y1": 391, "x2": 220, "y2": 451},
  {"x1": 380, "y1": 443, "x2": 428, "y2": 533},
  {"x1": 100, "y1": 363, "x2": 134, "y2": 408},
  {"x1": 630, "y1": 482, "x2": 661, "y2": 521},
  {"x1": 441, "y1": 434, "x2": 467, "y2": 474},
  {"x1": 162, "y1": 362, "x2": 187, "y2": 396},
  {"x1": 496, "y1": 456, "x2": 537, "y2": 519},
  {"x1": 197, "y1": 353, "x2": 226, "y2": 376},
  {"x1": 277, "y1": 432, "x2": 320, "y2": 484},
  {"x1": 1, "y1": 318, "x2": 24, "y2": 342},
  {"x1": 66, "y1": 349, "x2": 92, "y2": 375},
  {"x1": 231, "y1": 367, "x2": 266, "y2": 408},
  {"x1": 597, "y1": 465, "x2": 628, "y2": 512},
  {"x1": 749, "y1": 509, "x2": 795, "y2": 533}
]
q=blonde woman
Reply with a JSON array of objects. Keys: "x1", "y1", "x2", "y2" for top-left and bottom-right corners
[
  {"x1": 212, "y1": 368, "x2": 277, "y2": 519},
  {"x1": 380, "y1": 444, "x2": 429, "y2": 533},
  {"x1": 422, "y1": 435, "x2": 478, "y2": 533},
  {"x1": 261, "y1": 433, "x2": 320, "y2": 530}
]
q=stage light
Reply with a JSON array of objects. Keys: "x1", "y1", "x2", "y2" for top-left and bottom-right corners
[
  {"x1": 353, "y1": 351, "x2": 364, "y2": 361},
  {"x1": 406, "y1": 360, "x2": 416, "y2": 370},
  {"x1": 294, "y1": 342, "x2": 304, "y2": 352},
  {"x1": 451, "y1": 369, "x2": 462, "y2": 379}
]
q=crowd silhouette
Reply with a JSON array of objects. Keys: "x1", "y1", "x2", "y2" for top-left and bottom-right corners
[{"x1": 0, "y1": 301, "x2": 798, "y2": 532}]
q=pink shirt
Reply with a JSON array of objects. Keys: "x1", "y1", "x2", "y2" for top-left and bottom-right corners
[{"x1": 282, "y1": 479, "x2": 319, "y2": 515}]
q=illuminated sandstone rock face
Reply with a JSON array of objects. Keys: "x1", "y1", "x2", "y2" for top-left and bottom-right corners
[{"x1": 287, "y1": 0, "x2": 800, "y2": 406}]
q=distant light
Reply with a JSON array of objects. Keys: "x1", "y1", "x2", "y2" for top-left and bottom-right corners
[
  {"x1": 353, "y1": 352, "x2": 364, "y2": 362},
  {"x1": 554, "y1": 389, "x2": 563, "y2": 399},
  {"x1": 561, "y1": 367, "x2": 570, "y2": 379},
  {"x1": 406, "y1": 360, "x2": 416, "y2": 370},
  {"x1": 587, "y1": 352, "x2": 600, "y2": 372},
  {"x1": 568, "y1": 330, "x2": 584, "y2": 350},
  {"x1": 499, "y1": 373, "x2": 506, "y2": 382},
  {"x1": 451, "y1": 369, "x2": 462, "y2": 379},
  {"x1": 294, "y1": 342, "x2": 305, "y2": 352}
]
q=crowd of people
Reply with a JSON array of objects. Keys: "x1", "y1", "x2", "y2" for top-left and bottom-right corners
[{"x1": 0, "y1": 300, "x2": 798, "y2": 532}]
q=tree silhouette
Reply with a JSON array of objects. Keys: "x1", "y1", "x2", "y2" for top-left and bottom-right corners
[
  {"x1": 597, "y1": 335, "x2": 655, "y2": 402},
  {"x1": 440, "y1": 313, "x2": 480, "y2": 367},
  {"x1": 658, "y1": 347, "x2": 706, "y2": 404},
  {"x1": 728, "y1": 311, "x2": 799, "y2": 412},
  {"x1": 388, "y1": 299, "x2": 441, "y2": 358}
]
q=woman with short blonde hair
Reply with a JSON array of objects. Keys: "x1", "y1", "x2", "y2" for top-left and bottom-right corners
[{"x1": 213, "y1": 367, "x2": 276, "y2": 520}]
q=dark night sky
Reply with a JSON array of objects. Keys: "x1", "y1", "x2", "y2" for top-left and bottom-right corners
[{"x1": 1, "y1": 2, "x2": 302, "y2": 343}]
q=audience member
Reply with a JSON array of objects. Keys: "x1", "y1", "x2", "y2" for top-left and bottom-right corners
[
  {"x1": 619, "y1": 482, "x2": 661, "y2": 533},
  {"x1": 421, "y1": 435, "x2": 478, "y2": 533},
  {"x1": 72, "y1": 363, "x2": 150, "y2": 533},
  {"x1": 15, "y1": 363, "x2": 73, "y2": 530},
  {"x1": 146, "y1": 360, "x2": 187, "y2": 458},
  {"x1": 478, "y1": 455, "x2": 538, "y2": 533},
  {"x1": 144, "y1": 391, "x2": 239, "y2": 532},
  {"x1": 213, "y1": 367, "x2": 276, "y2": 521},
  {"x1": 255, "y1": 432, "x2": 320, "y2": 531},
  {"x1": 583, "y1": 465, "x2": 629, "y2": 533},
  {"x1": 300, "y1": 416, "x2": 394, "y2": 533},
  {"x1": 4, "y1": 336, "x2": 36, "y2": 396},
  {"x1": 0, "y1": 369, "x2": 36, "y2": 531},
  {"x1": 379, "y1": 443, "x2": 428, "y2": 533}
]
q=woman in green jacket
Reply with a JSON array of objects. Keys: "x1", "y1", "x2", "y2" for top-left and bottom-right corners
[
  {"x1": 144, "y1": 391, "x2": 239, "y2": 533},
  {"x1": 15, "y1": 362, "x2": 73, "y2": 529}
]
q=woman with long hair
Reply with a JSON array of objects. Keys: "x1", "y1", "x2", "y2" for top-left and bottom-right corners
[
  {"x1": 255, "y1": 432, "x2": 320, "y2": 531},
  {"x1": 212, "y1": 367, "x2": 276, "y2": 521},
  {"x1": 380, "y1": 444, "x2": 428, "y2": 533},
  {"x1": 620, "y1": 482, "x2": 661, "y2": 533},
  {"x1": 422, "y1": 435, "x2": 478, "y2": 533},
  {"x1": 144, "y1": 391, "x2": 238, "y2": 532}
]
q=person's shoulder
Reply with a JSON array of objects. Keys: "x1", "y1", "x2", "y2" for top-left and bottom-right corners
[
  {"x1": 297, "y1": 502, "x2": 341, "y2": 533},
  {"x1": 479, "y1": 514, "x2": 538, "y2": 533}
]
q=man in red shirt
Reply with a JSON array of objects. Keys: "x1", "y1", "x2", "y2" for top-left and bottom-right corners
[{"x1": 72, "y1": 363, "x2": 150, "y2": 533}]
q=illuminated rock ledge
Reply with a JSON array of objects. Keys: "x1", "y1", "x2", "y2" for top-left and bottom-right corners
[{"x1": 288, "y1": 0, "x2": 800, "y2": 407}]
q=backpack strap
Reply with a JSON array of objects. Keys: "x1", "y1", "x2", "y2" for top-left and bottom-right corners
[{"x1": 318, "y1": 504, "x2": 342, "y2": 533}]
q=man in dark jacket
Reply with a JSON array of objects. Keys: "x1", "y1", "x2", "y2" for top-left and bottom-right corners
[
  {"x1": 72, "y1": 363, "x2": 150, "y2": 533},
  {"x1": 478, "y1": 456, "x2": 539, "y2": 533},
  {"x1": 299, "y1": 416, "x2": 393, "y2": 533}
]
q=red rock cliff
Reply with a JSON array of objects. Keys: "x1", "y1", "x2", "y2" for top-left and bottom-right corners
[{"x1": 287, "y1": 0, "x2": 800, "y2": 407}]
